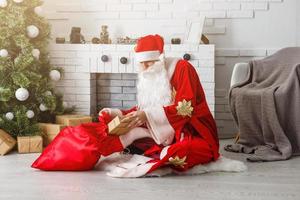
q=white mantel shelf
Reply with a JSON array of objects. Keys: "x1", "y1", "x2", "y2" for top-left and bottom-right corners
[{"x1": 49, "y1": 43, "x2": 215, "y2": 115}]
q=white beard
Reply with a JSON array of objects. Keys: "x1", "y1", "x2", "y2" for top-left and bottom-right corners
[{"x1": 137, "y1": 60, "x2": 172, "y2": 110}]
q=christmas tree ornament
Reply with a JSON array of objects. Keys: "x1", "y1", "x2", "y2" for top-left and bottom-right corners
[
  {"x1": 49, "y1": 70, "x2": 61, "y2": 81},
  {"x1": 32, "y1": 49, "x2": 40, "y2": 59},
  {"x1": 45, "y1": 91, "x2": 52, "y2": 96},
  {"x1": 0, "y1": 49, "x2": 8, "y2": 57},
  {"x1": 13, "y1": 0, "x2": 23, "y2": 3},
  {"x1": 39, "y1": 104, "x2": 48, "y2": 111},
  {"x1": 27, "y1": 25, "x2": 39, "y2": 38},
  {"x1": 63, "y1": 101, "x2": 68, "y2": 108},
  {"x1": 5, "y1": 112, "x2": 14, "y2": 120},
  {"x1": 0, "y1": 0, "x2": 7, "y2": 8},
  {"x1": 34, "y1": 6, "x2": 43, "y2": 16},
  {"x1": 26, "y1": 110, "x2": 35, "y2": 119},
  {"x1": 15, "y1": 88, "x2": 29, "y2": 101}
]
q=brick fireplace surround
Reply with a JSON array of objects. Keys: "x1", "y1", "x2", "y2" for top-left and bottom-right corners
[{"x1": 50, "y1": 44, "x2": 215, "y2": 116}]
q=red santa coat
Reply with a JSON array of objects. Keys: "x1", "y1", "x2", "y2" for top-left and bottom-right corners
[{"x1": 109, "y1": 58, "x2": 220, "y2": 176}]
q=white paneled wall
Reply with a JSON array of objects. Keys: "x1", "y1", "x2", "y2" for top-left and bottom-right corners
[{"x1": 43, "y1": 0, "x2": 299, "y2": 138}]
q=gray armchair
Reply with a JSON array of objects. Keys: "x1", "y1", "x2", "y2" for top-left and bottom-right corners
[
  {"x1": 230, "y1": 63, "x2": 250, "y2": 142},
  {"x1": 230, "y1": 63, "x2": 250, "y2": 87}
]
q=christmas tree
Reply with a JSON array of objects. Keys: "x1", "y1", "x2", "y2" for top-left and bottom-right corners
[{"x1": 0, "y1": 0, "x2": 73, "y2": 137}]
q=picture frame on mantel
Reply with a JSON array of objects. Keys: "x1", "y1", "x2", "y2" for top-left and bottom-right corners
[{"x1": 184, "y1": 15, "x2": 206, "y2": 44}]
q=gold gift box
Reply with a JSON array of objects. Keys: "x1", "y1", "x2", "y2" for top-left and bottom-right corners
[
  {"x1": 38, "y1": 123, "x2": 66, "y2": 146},
  {"x1": 17, "y1": 135, "x2": 43, "y2": 154},
  {"x1": 56, "y1": 114, "x2": 92, "y2": 126},
  {"x1": 0, "y1": 129, "x2": 16, "y2": 156},
  {"x1": 108, "y1": 116, "x2": 132, "y2": 136}
]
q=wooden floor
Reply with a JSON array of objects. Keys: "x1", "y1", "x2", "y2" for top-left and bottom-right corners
[{"x1": 1, "y1": 139, "x2": 299, "y2": 200}]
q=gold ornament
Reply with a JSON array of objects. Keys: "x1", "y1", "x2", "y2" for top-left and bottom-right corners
[
  {"x1": 168, "y1": 156, "x2": 187, "y2": 168},
  {"x1": 176, "y1": 99, "x2": 193, "y2": 117}
]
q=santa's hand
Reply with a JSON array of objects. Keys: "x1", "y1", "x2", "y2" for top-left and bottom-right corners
[{"x1": 123, "y1": 111, "x2": 147, "y2": 128}]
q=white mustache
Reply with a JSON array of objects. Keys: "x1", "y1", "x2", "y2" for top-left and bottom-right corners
[{"x1": 140, "y1": 61, "x2": 164, "y2": 78}]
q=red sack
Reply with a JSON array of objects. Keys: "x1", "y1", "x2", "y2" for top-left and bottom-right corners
[{"x1": 31, "y1": 113, "x2": 112, "y2": 171}]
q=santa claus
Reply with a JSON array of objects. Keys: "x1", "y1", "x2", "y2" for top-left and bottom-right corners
[
  {"x1": 32, "y1": 34, "x2": 246, "y2": 177},
  {"x1": 98, "y1": 34, "x2": 220, "y2": 176}
]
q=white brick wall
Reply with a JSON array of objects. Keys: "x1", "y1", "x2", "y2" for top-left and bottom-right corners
[{"x1": 42, "y1": 0, "x2": 284, "y2": 40}]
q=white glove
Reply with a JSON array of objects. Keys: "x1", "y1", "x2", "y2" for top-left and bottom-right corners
[{"x1": 99, "y1": 108, "x2": 123, "y2": 118}]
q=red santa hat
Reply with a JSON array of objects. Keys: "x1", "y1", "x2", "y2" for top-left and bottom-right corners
[{"x1": 134, "y1": 34, "x2": 165, "y2": 62}]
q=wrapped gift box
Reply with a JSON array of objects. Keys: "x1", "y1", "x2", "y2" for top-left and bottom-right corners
[
  {"x1": 38, "y1": 123, "x2": 66, "y2": 146},
  {"x1": 108, "y1": 116, "x2": 132, "y2": 135},
  {"x1": 56, "y1": 114, "x2": 92, "y2": 126},
  {"x1": 17, "y1": 135, "x2": 43, "y2": 154},
  {"x1": 0, "y1": 129, "x2": 16, "y2": 156}
]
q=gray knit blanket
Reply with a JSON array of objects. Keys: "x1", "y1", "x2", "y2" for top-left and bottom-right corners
[{"x1": 225, "y1": 47, "x2": 300, "y2": 162}]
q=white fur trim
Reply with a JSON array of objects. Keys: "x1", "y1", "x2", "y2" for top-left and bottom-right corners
[
  {"x1": 119, "y1": 127, "x2": 151, "y2": 148},
  {"x1": 144, "y1": 106, "x2": 175, "y2": 145},
  {"x1": 174, "y1": 156, "x2": 248, "y2": 175},
  {"x1": 135, "y1": 50, "x2": 160, "y2": 62},
  {"x1": 145, "y1": 167, "x2": 172, "y2": 177},
  {"x1": 159, "y1": 53, "x2": 165, "y2": 61},
  {"x1": 97, "y1": 153, "x2": 154, "y2": 178},
  {"x1": 110, "y1": 108, "x2": 123, "y2": 118},
  {"x1": 97, "y1": 153, "x2": 247, "y2": 178},
  {"x1": 164, "y1": 57, "x2": 181, "y2": 80},
  {"x1": 160, "y1": 146, "x2": 170, "y2": 160},
  {"x1": 96, "y1": 153, "x2": 132, "y2": 171},
  {"x1": 97, "y1": 153, "x2": 152, "y2": 170},
  {"x1": 107, "y1": 163, "x2": 156, "y2": 178}
]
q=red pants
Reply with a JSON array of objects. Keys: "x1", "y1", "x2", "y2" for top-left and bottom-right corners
[{"x1": 166, "y1": 136, "x2": 214, "y2": 171}]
